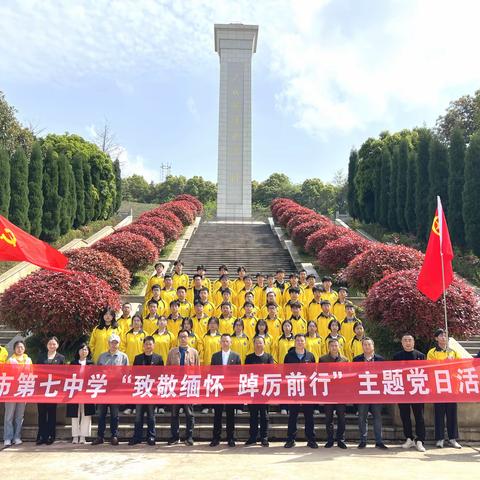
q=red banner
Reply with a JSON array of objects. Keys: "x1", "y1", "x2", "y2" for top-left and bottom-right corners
[{"x1": 1, "y1": 360, "x2": 479, "y2": 404}]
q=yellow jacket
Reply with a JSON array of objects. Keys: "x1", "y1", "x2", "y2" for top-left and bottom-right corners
[
  {"x1": 214, "y1": 303, "x2": 238, "y2": 318},
  {"x1": 218, "y1": 316, "x2": 236, "y2": 335},
  {"x1": 332, "y1": 300, "x2": 347, "y2": 322},
  {"x1": 341, "y1": 317, "x2": 361, "y2": 345},
  {"x1": 0, "y1": 346, "x2": 8, "y2": 364},
  {"x1": 172, "y1": 272, "x2": 190, "y2": 289},
  {"x1": 142, "y1": 315, "x2": 160, "y2": 336},
  {"x1": 306, "y1": 299, "x2": 322, "y2": 321},
  {"x1": 142, "y1": 298, "x2": 167, "y2": 318},
  {"x1": 117, "y1": 316, "x2": 132, "y2": 336},
  {"x1": 306, "y1": 335, "x2": 324, "y2": 361},
  {"x1": 427, "y1": 347, "x2": 461, "y2": 360},
  {"x1": 347, "y1": 336, "x2": 364, "y2": 361},
  {"x1": 283, "y1": 300, "x2": 307, "y2": 320},
  {"x1": 202, "y1": 332, "x2": 222, "y2": 365},
  {"x1": 321, "y1": 291, "x2": 338, "y2": 305},
  {"x1": 253, "y1": 285, "x2": 266, "y2": 308},
  {"x1": 177, "y1": 300, "x2": 193, "y2": 319},
  {"x1": 316, "y1": 313, "x2": 336, "y2": 339},
  {"x1": 276, "y1": 336, "x2": 295, "y2": 363},
  {"x1": 265, "y1": 318, "x2": 282, "y2": 341},
  {"x1": 258, "y1": 305, "x2": 284, "y2": 321},
  {"x1": 161, "y1": 288, "x2": 177, "y2": 307},
  {"x1": 145, "y1": 274, "x2": 164, "y2": 298},
  {"x1": 192, "y1": 315, "x2": 210, "y2": 338},
  {"x1": 167, "y1": 316, "x2": 184, "y2": 339},
  {"x1": 231, "y1": 334, "x2": 251, "y2": 364},
  {"x1": 288, "y1": 317, "x2": 308, "y2": 336},
  {"x1": 90, "y1": 325, "x2": 121, "y2": 363},
  {"x1": 152, "y1": 330, "x2": 175, "y2": 363},
  {"x1": 120, "y1": 330, "x2": 146, "y2": 364},
  {"x1": 324, "y1": 334, "x2": 347, "y2": 357},
  {"x1": 241, "y1": 316, "x2": 258, "y2": 340},
  {"x1": 235, "y1": 288, "x2": 255, "y2": 310}
]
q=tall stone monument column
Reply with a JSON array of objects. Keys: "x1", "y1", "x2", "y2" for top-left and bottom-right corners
[{"x1": 214, "y1": 23, "x2": 258, "y2": 219}]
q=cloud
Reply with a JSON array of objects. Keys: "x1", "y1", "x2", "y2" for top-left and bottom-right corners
[
  {"x1": 186, "y1": 96, "x2": 200, "y2": 120},
  {"x1": 117, "y1": 147, "x2": 160, "y2": 183}
]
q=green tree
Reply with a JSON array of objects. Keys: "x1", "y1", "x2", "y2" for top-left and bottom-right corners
[
  {"x1": 28, "y1": 142, "x2": 44, "y2": 237},
  {"x1": 113, "y1": 158, "x2": 122, "y2": 212},
  {"x1": 253, "y1": 173, "x2": 300, "y2": 207},
  {"x1": 9, "y1": 147, "x2": 30, "y2": 231},
  {"x1": 299, "y1": 178, "x2": 337, "y2": 215},
  {"x1": 396, "y1": 139, "x2": 409, "y2": 231},
  {"x1": 378, "y1": 145, "x2": 391, "y2": 227},
  {"x1": 428, "y1": 136, "x2": 449, "y2": 217},
  {"x1": 72, "y1": 152, "x2": 85, "y2": 228},
  {"x1": 415, "y1": 129, "x2": 431, "y2": 241},
  {"x1": 0, "y1": 148, "x2": 10, "y2": 217},
  {"x1": 66, "y1": 161, "x2": 77, "y2": 228},
  {"x1": 388, "y1": 146, "x2": 399, "y2": 231},
  {"x1": 463, "y1": 132, "x2": 480, "y2": 255},
  {"x1": 83, "y1": 158, "x2": 94, "y2": 223},
  {"x1": 347, "y1": 149, "x2": 359, "y2": 218},
  {"x1": 184, "y1": 176, "x2": 217, "y2": 204},
  {"x1": 447, "y1": 127, "x2": 466, "y2": 246},
  {"x1": 122, "y1": 174, "x2": 152, "y2": 202},
  {"x1": 57, "y1": 154, "x2": 71, "y2": 234},
  {"x1": 41, "y1": 148, "x2": 60, "y2": 241},
  {"x1": 405, "y1": 151, "x2": 417, "y2": 234}
]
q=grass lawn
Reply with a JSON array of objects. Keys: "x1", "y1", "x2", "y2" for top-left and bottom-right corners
[{"x1": 119, "y1": 200, "x2": 158, "y2": 219}]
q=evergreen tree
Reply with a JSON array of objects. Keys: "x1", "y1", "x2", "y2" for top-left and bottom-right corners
[
  {"x1": 405, "y1": 151, "x2": 417, "y2": 234},
  {"x1": 41, "y1": 148, "x2": 60, "y2": 241},
  {"x1": 66, "y1": 161, "x2": 77, "y2": 228},
  {"x1": 463, "y1": 132, "x2": 480, "y2": 256},
  {"x1": 57, "y1": 153, "x2": 71, "y2": 234},
  {"x1": 8, "y1": 147, "x2": 30, "y2": 231},
  {"x1": 415, "y1": 129, "x2": 431, "y2": 241},
  {"x1": 28, "y1": 142, "x2": 44, "y2": 237},
  {"x1": 396, "y1": 139, "x2": 408, "y2": 231},
  {"x1": 373, "y1": 156, "x2": 382, "y2": 223},
  {"x1": 0, "y1": 148, "x2": 10, "y2": 217},
  {"x1": 448, "y1": 127, "x2": 466, "y2": 246},
  {"x1": 113, "y1": 158, "x2": 122, "y2": 212},
  {"x1": 72, "y1": 152, "x2": 85, "y2": 227},
  {"x1": 388, "y1": 146, "x2": 399, "y2": 231},
  {"x1": 379, "y1": 145, "x2": 391, "y2": 227},
  {"x1": 428, "y1": 137, "x2": 449, "y2": 218},
  {"x1": 347, "y1": 149, "x2": 359, "y2": 218},
  {"x1": 83, "y1": 158, "x2": 94, "y2": 223}
]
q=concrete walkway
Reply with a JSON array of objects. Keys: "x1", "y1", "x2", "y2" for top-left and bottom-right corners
[{"x1": 2, "y1": 442, "x2": 479, "y2": 480}]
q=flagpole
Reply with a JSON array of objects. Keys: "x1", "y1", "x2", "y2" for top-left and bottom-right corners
[{"x1": 437, "y1": 196, "x2": 449, "y2": 348}]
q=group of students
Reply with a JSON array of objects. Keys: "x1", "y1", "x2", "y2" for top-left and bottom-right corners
[{"x1": 0, "y1": 262, "x2": 469, "y2": 450}]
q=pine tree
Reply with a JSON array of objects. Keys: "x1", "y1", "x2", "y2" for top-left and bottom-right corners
[
  {"x1": 388, "y1": 146, "x2": 399, "y2": 231},
  {"x1": 415, "y1": 129, "x2": 431, "y2": 241},
  {"x1": 66, "y1": 161, "x2": 77, "y2": 228},
  {"x1": 83, "y1": 158, "x2": 94, "y2": 223},
  {"x1": 8, "y1": 147, "x2": 30, "y2": 231},
  {"x1": 113, "y1": 158, "x2": 122, "y2": 212},
  {"x1": 405, "y1": 151, "x2": 417, "y2": 234},
  {"x1": 428, "y1": 137, "x2": 449, "y2": 218},
  {"x1": 463, "y1": 132, "x2": 480, "y2": 256},
  {"x1": 57, "y1": 153, "x2": 72, "y2": 234},
  {"x1": 27, "y1": 142, "x2": 44, "y2": 237},
  {"x1": 347, "y1": 149, "x2": 359, "y2": 218},
  {"x1": 0, "y1": 148, "x2": 10, "y2": 217},
  {"x1": 379, "y1": 145, "x2": 391, "y2": 227},
  {"x1": 72, "y1": 152, "x2": 85, "y2": 227},
  {"x1": 373, "y1": 156, "x2": 382, "y2": 223},
  {"x1": 448, "y1": 127, "x2": 466, "y2": 246},
  {"x1": 396, "y1": 139, "x2": 408, "y2": 231},
  {"x1": 41, "y1": 148, "x2": 60, "y2": 241}
]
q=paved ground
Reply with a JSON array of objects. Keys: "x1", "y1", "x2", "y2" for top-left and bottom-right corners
[{"x1": 2, "y1": 442, "x2": 480, "y2": 480}]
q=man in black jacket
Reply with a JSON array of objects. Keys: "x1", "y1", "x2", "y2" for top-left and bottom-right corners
[
  {"x1": 353, "y1": 337, "x2": 387, "y2": 450},
  {"x1": 284, "y1": 334, "x2": 318, "y2": 449},
  {"x1": 128, "y1": 336, "x2": 164, "y2": 445},
  {"x1": 210, "y1": 334, "x2": 241, "y2": 447},
  {"x1": 245, "y1": 335, "x2": 275, "y2": 446},
  {"x1": 393, "y1": 333, "x2": 426, "y2": 452}
]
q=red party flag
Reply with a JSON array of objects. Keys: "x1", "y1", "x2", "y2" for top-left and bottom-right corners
[
  {"x1": 417, "y1": 197, "x2": 454, "y2": 301},
  {"x1": 0, "y1": 215, "x2": 72, "y2": 273}
]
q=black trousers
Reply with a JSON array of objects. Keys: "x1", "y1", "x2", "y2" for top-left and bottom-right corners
[
  {"x1": 37, "y1": 403, "x2": 57, "y2": 441},
  {"x1": 434, "y1": 403, "x2": 458, "y2": 441},
  {"x1": 324, "y1": 404, "x2": 346, "y2": 442},
  {"x1": 287, "y1": 404, "x2": 315, "y2": 442},
  {"x1": 212, "y1": 404, "x2": 235, "y2": 441},
  {"x1": 248, "y1": 405, "x2": 269, "y2": 441},
  {"x1": 171, "y1": 404, "x2": 194, "y2": 440},
  {"x1": 398, "y1": 403, "x2": 425, "y2": 442},
  {"x1": 133, "y1": 404, "x2": 156, "y2": 440}
]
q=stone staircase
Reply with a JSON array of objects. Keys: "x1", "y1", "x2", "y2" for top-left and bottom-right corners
[
  {"x1": 178, "y1": 221, "x2": 297, "y2": 278},
  {"x1": 459, "y1": 336, "x2": 480, "y2": 356}
]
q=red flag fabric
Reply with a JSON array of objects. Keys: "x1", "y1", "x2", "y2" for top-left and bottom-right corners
[
  {"x1": 417, "y1": 197, "x2": 454, "y2": 301},
  {"x1": 0, "y1": 215, "x2": 72, "y2": 273}
]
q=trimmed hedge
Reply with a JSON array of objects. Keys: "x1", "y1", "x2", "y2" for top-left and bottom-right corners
[
  {"x1": 305, "y1": 225, "x2": 349, "y2": 255},
  {"x1": 316, "y1": 233, "x2": 371, "y2": 271},
  {"x1": 116, "y1": 223, "x2": 165, "y2": 252}
]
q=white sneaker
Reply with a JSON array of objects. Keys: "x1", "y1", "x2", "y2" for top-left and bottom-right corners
[
  {"x1": 79, "y1": 437, "x2": 86, "y2": 444},
  {"x1": 124, "y1": 408, "x2": 132, "y2": 415},
  {"x1": 436, "y1": 439, "x2": 444, "y2": 448},
  {"x1": 201, "y1": 408, "x2": 208, "y2": 414},
  {"x1": 448, "y1": 439, "x2": 462, "y2": 449},
  {"x1": 236, "y1": 409, "x2": 243, "y2": 415},
  {"x1": 314, "y1": 410, "x2": 320, "y2": 415},
  {"x1": 416, "y1": 441, "x2": 426, "y2": 452},
  {"x1": 281, "y1": 409, "x2": 288, "y2": 415},
  {"x1": 402, "y1": 438, "x2": 415, "y2": 449},
  {"x1": 4, "y1": 439, "x2": 11, "y2": 446},
  {"x1": 72, "y1": 437, "x2": 79, "y2": 444},
  {"x1": 179, "y1": 408, "x2": 184, "y2": 414},
  {"x1": 13, "y1": 439, "x2": 22, "y2": 445},
  {"x1": 157, "y1": 408, "x2": 165, "y2": 414}
]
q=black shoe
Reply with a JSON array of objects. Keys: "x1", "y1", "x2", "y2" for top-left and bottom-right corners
[
  {"x1": 284, "y1": 440, "x2": 296, "y2": 448},
  {"x1": 324, "y1": 440, "x2": 334, "y2": 448},
  {"x1": 91, "y1": 437, "x2": 104, "y2": 446},
  {"x1": 357, "y1": 441, "x2": 367, "y2": 449},
  {"x1": 46, "y1": 437, "x2": 55, "y2": 445},
  {"x1": 228, "y1": 439, "x2": 236, "y2": 447},
  {"x1": 167, "y1": 438, "x2": 179, "y2": 445},
  {"x1": 261, "y1": 438, "x2": 269, "y2": 447},
  {"x1": 307, "y1": 441, "x2": 319, "y2": 449},
  {"x1": 185, "y1": 437, "x2": 194, "y2": 446},
  {"x1": 128, "y1": 438, "x2": 141, "y2": 446},
  {"x1": 147, "y1": 437, "x2": 156, "y2": 446},
  {"x1": 375, "y1": 443, "x2": 388, "y2": 450},
  {"x1": 245, "y1": 438, "x2": 256, "y2": 446},
  {"x1": 337, "y1": 440, "x2": 348, "y2": 449},
  {"x1": 36, "y1": 438, "x2": 45, "y2": 445},
  {"x1": 110, "y1": 437, "x2": 119, "y2": 446},
  {"x1": 210, "y1": 439, "x2": 220, "y2": 447}
]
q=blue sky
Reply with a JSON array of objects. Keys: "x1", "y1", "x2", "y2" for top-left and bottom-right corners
[{"x1": 1, "y1": 0, "x2": 480, "y2": 184}]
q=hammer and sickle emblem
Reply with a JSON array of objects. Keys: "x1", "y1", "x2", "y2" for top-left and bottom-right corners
[
  {"x1": 431, "y1": 216, "x2": 440, "y2": 236},
  {"x1": 0, "y1": 228, "x2": 17, "y2": 247}
]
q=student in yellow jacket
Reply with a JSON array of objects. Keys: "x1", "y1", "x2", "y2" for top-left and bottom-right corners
[
  {"x1": 250, "y1": 320, "x2": 276, "y2": 359},
  {"x1": 253, "y1": 273, "x2": 266, "y2": 308},
  {"x1": 239, "y1": 302, "x2": 258, "y2": 339},
  {"x1": 287, "y1": 303, "x2": 308, "y2": 336},
  {"x1": 231, "y1": 319, "x2": 251, "y2": 364},
  {"x1": 199, "y1": 288, "x2": 216, "y2": 317},
  {"x1": 202, "y1": 317, "x2": 222, "y2": 365},
  {"x1": 324, "y1": 319, "x2": 347, "y2": 358},
  {"x1": 89, "y1": 307, "x2": 121, "y2": 363},
  {"x1": 195, "y1": 265, "x2": 211, "y2": 292},
  {"x1": 258, "y1": 293, "x2": 285, "y2": 320},
  {"x1": 152, "y1": 316, "x2": 175, "y2": 363},
  {"x1": 172, "y1": 260, "x2": 190, "y2": 289},
  {"x1": 120, "y1": 314, "x2": 146, "y2": 364},
  {"x1": 341, "y1": 302, "x2": 361, "y2": 346},
  {"x1": 346, "y1": 322, "x2": 365, "y2": 361},
  {"x1": 235, "y1": 275, "x2": 255, "y2": 309},
  {"x1": 283, "y1": 289, "x2": 307, "y2": 319},
  {"x1": 264, "y1": 305, "x2": 282, "y2": 341},
  {"x1": 282, "y1": 274, "x2": 305, "y2": 305},
  {"x1": 276, "y1": 320, "x2": 295, "y2": 363},
  {"x1": 218, "y1": 303, "x2": 237, "y2": 335},
  {"x1": 316, "y1": 300, "x2": 337, "y2": 339},
  {"x1": 306, "y1": 286, "x2": 323, "y2": 321},
  {"x1": 214, "y1": 290, "x2": 238, "y2": 317},
  {"x1": 166, "y1": 303, "x2": 184, "y2": 339},
  {"x1": 232, "y1": 266, "x2": 247, "y2": 294},
  {"x1": 186, "y1": 274, "x2": 204, "y2": 304},
  {"x1": 302, "y1": 274, "x2": 317, "y2": 305},
  {"x1": 306, "y1": 321, "x2": 324, "y2": 361},
  {"x1": 265, "y1": 275, "x2": 283, "y2": 306},
  {"x1": 117, "y1": 302, "x2": 133, "y2": 336},
  {"x1": 145, "y1": 262, "x2": 165, "y2": 299},
  {"x1": 237, "y1": 292, "x2": 258, "y2": 318},
  {"x1": 191, "y1": 301, "x2": 210, "y2": 338},
  {"x1": 142, "y1": 286, "x2": 167, "y2": 318},
  {"x1": 212, "y1": 266, "x2": 232, "y2": 292},
  {"x1": 161, "y1": 275, "x2": 177, "y2": 307},
  {"x1": 320, "y1": 275, "x2": 338, "y2": 305},
  {"x1": 178, "y1": 318, "x2": 203, "y2": 358},
  {"x1": 332, "y1": 287, "x2": 348, "y2": 322},
  {"x1": 0, "y1": 345, "x2": 8, "y2": 363},
  {"x1": 176, "y1": 286, "x2": 193, "y2": 318},
  {"x1": 143, "y1": 300, "x2": 162, "y2": 335}
]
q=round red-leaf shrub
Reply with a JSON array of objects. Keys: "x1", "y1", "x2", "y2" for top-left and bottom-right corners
[
  {"x1": 291, "y1": 219, "x2": 331, "y2": 249},
  {"x1": 116, "y1": 224, "x2": 165, "y2": 252},
  {"x1": 316, "y1": 233, "x2": 371, "y2": 272},
  {"x1": 344, "y1": 243, "x2": 424, "y2": 292},
  {"x1": 139, "y1": 208, "x2": 183, "y2": 231},
  {"x1": 286, "y1": 213, "x2": 316, "y2": 233},
  {"x1": 305, "y1": 225, "x2": 350, "y2": 255},
  {"x1": 271, "y1": 198, "x2": 296, "y2": 220},
  {"x1": 278, "y1": 206, "x2": 313, "y2": 227},
  {"x1": 271, "y1": 200, "x2": 298, "y2": 223},
  {"x1": 65, "y1": 248, "x2": 131, "y2": 294},
  {"x1": 92, "y1": 231, "x2": 158, "y2": 273},
  {"x1": 138, "y1": 210, "x2": 183, "y2": 242},
  {"x1": 160, "y1": 200, "x2": 196, "y2": 225},
  {"x1": 0, "y1": 270, "x2": 120, "y2": 339},
  {"x1": 174, "y1": 194, "x2": 203, "y2": 215},
  {"x1": 364, "y1": 269, "x2": 480, "y2": 342}
]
